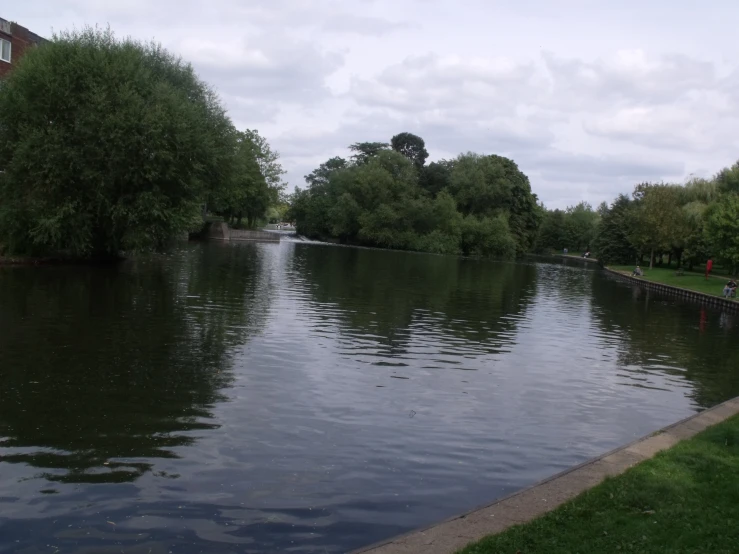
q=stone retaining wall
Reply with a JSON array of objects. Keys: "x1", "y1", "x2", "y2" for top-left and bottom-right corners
[
  {"x1": 604, "y1": 268, "x2": 739, "y2": 313},
  {"x1": 229, "y1": 228, "x2": 280, "y2": 242},
  {"x1": 207, "y1": 222, "x2": 280, "y2": 242}
]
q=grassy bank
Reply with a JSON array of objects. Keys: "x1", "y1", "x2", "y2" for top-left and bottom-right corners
[
  {"x1": 458, "y1": 413, "x2": 739, "y2": 554},
  {"x1": 608, "y1": 265, "x2": 734, "y2": 298}
]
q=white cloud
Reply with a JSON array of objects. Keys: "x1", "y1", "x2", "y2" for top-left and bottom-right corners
[
  {"x1": 321, "y1": 13, "x2": 411, "y2": 36},
  {"x1": 7, "y1": 0, "x2": 739, "y2": 207}
]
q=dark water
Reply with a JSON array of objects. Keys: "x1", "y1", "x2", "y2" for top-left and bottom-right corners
[{"x1": 1, "y1": 241, "x2": 738, "y2": 553}]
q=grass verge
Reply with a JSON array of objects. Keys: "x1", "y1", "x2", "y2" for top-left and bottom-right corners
[
  {"x1": 457, "y1": 414, "x2": 739, "y2": 554},
  {"x1": 608, "y1": 265, "x2": 734, "y2": 298}
]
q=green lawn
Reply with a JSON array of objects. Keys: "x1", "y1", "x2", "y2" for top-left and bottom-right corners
[
  {"x1": 458, "y1": 414, "x2": 739, "y2": 554},
  {"x1": 609, "y1": 265, "x2": 734, "y2": 298}
]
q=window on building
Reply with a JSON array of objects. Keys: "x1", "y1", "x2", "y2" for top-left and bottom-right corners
[{"x1": 0, "y1": 39, "x2": 10, "y2": 63}]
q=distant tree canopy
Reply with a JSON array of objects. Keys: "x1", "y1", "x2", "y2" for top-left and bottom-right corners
[
  {"x1": 534, "y1": 202, "x2": 600, "y2": 255},
  {"x1": 348, "y1": 142, "x2": 390, "y2": 165},
  {"x1": 290, "y1": 134, "x2": 541, "y2": 258},
  {"x1": 391, "y1": 132, "x2": 429, "y2": 170},
  {"x1": 0, "y1": 28, "x2": 285, "y2": 258},
  {"x1": 210, "y1": 128, "x2": 286, "y2": 228},
  {"x1": 529, "y1": 164, "x2": 739, "y2": 273}
]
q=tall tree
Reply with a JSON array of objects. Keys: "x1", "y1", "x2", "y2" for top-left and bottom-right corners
[
  {"x1": 304, "y1": 157, "x2": 347, "y2": 192},
  {"x1": 714, "y1": 161, "x2": 739, "y2": 194},
  {"x1": 704, "y1": 196, "x2": 739, "y2": 274},
  {"x1": 536, "y1": 209, "x2": 567, "y2": 252},
  {"x1": 348, "y1": 142, "x2": 390, "y2": 165},
  {"x1": 593, "y1": 195, "x2": 637, "y2": 266},
  {"x1": 0, "y1": 27, "x2": 235, "y2": 257},
  {"x1": 448, "y1": 153, "x2": 540, "y2": 254},
  {"x1": 628, "y1": 183, "x2": 686, "y2": 268},
  {"x1": 391, "y1": 132, "x2": 429, "y2": 169},
  {"x1": 243, "y1": 129, "x2": 287, "y2": 195},
  {"x1": 563, "y1": 202, "x2": 600, "y2": 252}
]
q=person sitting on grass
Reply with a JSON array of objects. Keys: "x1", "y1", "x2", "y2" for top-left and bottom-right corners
[
  {"x1": 632, "y1": 266, "x2": 643, "y2": 276},
  {"x1": 723, "y1": 279, "x2": 737, "y2": 298}
]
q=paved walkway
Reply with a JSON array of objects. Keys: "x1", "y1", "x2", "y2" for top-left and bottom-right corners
[{"x1": 352, "y1": 397, "x2": 739, "y2": 554}]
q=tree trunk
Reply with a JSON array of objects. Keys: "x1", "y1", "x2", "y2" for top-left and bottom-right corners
[
  {"x1": 650, "y1": 249, "x2": 655, "y2": 269},
  {"x1": 668, "y1": 252, "x2": 672, "y2": 267}
]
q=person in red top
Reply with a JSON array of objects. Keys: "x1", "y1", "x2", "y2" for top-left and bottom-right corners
[{"x1": 705, "y1": 258, "x2": 713, "y2": 280}]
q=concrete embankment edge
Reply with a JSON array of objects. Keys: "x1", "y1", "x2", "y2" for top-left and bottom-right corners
[
  {"x1": 351, "y1": 396, "x2": 739, "y2": 554},
  {"x1": 603, "y1": 267, "x2": 739, "y2": 313}
]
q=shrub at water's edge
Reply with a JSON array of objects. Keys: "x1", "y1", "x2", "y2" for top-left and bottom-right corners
[
  {"x1": 289, "y1": 137, "x2": 541, "y2": 259},
  {"x1": 0, "y1": 27, "x2": 236, "y2": 259}
]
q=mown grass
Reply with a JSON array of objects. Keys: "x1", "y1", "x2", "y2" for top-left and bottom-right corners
[
  {"x1": 457, "y1": 414, "x2": 739, "y2": 554},
  {"x1": 609, "y1": 265, "x2": 734, "y2": 298}
]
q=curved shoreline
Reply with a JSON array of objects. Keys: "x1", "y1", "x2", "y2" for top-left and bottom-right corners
[
  {"x1": 352, "y1": 395, "x2": 739, "y2": 554},
  {"x1": 351, "y1": 260, "x2": 739, "y2": 553}
]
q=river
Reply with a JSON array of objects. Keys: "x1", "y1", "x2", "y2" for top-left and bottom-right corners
[{"x1": 1, "y1": 240, "x2": 738, "y2": 553}]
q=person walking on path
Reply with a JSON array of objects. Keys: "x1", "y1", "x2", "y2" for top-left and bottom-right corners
[{"x1": 705, "y1": 258, "x2": 714, "y2": 280}]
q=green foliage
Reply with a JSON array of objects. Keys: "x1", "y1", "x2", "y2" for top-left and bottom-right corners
[
  {"x1": 563, "y1": 202, "x2": 599, "y2": 252},
  {"x1": 535, "y1": 202, "x2": 599, "y2": 254},
  {"x1": 447, "y1": 153, "x2": 541, "y2": 254},
  {"x1": 593, "y1": 195, "x2": 637, "y2": 265},
  {"x1": 714, "y1": 160, "x2": 739, "y2": 194},
  {"x1": 535, "y1": 209, "x2": 567, "y2": 252},
  {"x1": 460, "y1": 214, "x2": 517, "y2": 258},
  {"x1": 0, "y1": 27, "x2": 235, "y2": 257},
  {"x1": 704, "y1": 195, "x2": 739, "y2": 273},
  {"x1": 628, "y1": 183, "x2": 688, "y2": 265},
  {"x1": 348, "y1": 141, "x2": 390, "y2": 165},
  {"x1": 420, "y1": 160, "x2": 453, "y2": 196},
  {"x1": 292, "y1": 136, "x2": 541, "y2": 259},
  {"x1": 210, "y1": 131, "x2": 273, "y2": 228},
  {"x1": 242, "y1": 128, "x2": 287, "y2": 195},
  {"x1": 680, "y1": 200, "x2": 710, "y2": 269},
  {"x1": 391, "y1": 132, "x2": 429, "y2": 169},
  {"x1": 304, "y1": 157, "x2": 347, "y2": 190},
  {"x1": 583, "y1": 166, "x2": 739, "y2": 271}
]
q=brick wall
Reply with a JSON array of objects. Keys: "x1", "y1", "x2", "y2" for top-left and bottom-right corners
[{"x1": 0, "y1": 17, "x2": 46, "y2": 78}]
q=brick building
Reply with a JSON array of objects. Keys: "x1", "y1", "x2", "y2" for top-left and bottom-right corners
[{"x1": 0, "y1": 17, "x2": 46, "y2": 78}]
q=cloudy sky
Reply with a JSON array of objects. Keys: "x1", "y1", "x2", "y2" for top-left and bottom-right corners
[{"x1": 7, "y1": 1, "x2": 739, "y2": 208}]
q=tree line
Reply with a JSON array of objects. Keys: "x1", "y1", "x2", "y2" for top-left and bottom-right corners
[
  {"x1": 289, "y1": 133, "x2": 541, "y2": 258},
  {"x1": 0, "y1": 28, "x2": 285, "y2": 259},
  {"x1": 7, "y1": 26, "x2": 737, "y2": 271},
  {"x1": 534, "y1": 163, "x2": 739, "y2": 273}
]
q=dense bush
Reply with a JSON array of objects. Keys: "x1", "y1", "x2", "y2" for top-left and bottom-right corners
[
  {"x1": 0, "y1": 28, "x2": 236, "y2": 257},
  {"x1": 290, "y1": 135, "x2": 541, "y2": 259}
]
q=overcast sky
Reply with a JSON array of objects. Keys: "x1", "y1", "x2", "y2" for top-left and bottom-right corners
[{"x1": 7, "y1": 1, "x2": 739, "y2": 208}]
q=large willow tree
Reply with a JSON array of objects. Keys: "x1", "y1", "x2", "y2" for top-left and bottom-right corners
[{"x1": 0, "y1": 28, "x2": 235, "y2": 257}]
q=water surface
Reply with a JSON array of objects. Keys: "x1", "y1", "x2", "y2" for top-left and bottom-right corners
[{"x1": 1, "y1": 241, "x2": 738, "y2": 553}]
